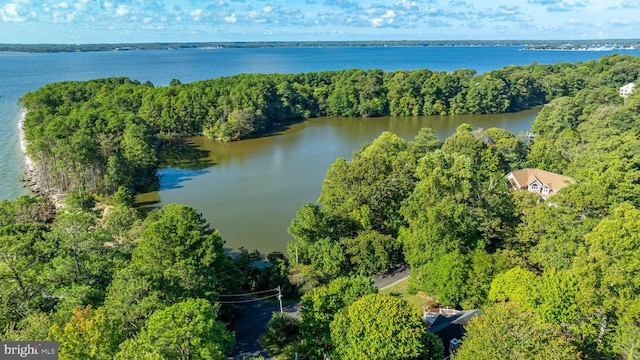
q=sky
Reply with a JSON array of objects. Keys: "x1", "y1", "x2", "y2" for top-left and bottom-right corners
[{"x1": 0, "y1": 0, "x2": 639, "y2": 44}]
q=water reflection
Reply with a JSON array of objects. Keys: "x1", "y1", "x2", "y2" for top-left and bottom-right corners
[
  {"x1": 158, "y1": 137, "x2": 214, "y2": 170},
  {"x1": 138, "y1": 110, "x2": 540, "y2": 253}
]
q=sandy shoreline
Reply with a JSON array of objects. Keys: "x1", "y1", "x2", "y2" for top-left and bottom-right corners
[
  {"x1": 18, "y1": 109, "x2": 66, "y2": 206},
  {"x1": 18, "y1": 109, "x2": 35, "y2": 175},
  {"x1": 18, "y1": 108, "x2": 40, "y2": 196}
]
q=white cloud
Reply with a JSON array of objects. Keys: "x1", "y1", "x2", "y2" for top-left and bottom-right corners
[
  {"x1": 610, "y1": 18, "x2": 631, "y2": 25},
  {"x1": 621, "y1": 0, "x2": 640, "y2": 7},
  {"x1": 52, "y1": 10, "x2": 75, "y2": 23},
  {"x1": 567, "y1": 17, "x2": 584, "y2": 24},
  {"x1": 115, "y1": 4, "x2": 129, "y2": 16},
  {"x1": 225, "y1": 13, "x2": 237, "y2": 23},
  {"x1": 74, "y1": 0, "x2": 89, "y2": 12},
  {"x1": 190, "y1": 8, "x2": 203, "y2": 20},
  {"x1": 397, "y1": 0, "x2": 417, "y2": 9},
  {"x1": 371, "y1": 10, "x2": 395, "y2": 27},
  {"x1": 1, "y1": 3, "x2": 28, "y2": 22},
  {"x1": 54, "y1": 2, "x2": 69, "y2": 9}
]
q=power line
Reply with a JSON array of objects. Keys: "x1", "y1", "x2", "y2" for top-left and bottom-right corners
[
  {"x1": 216, "y1": 293, "x2": 279, "y2": 304},
  {"x1": 218, "y1": 287, "x2": 279, "y2": 298}
]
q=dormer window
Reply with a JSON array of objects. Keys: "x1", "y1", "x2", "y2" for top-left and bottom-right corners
[
  {"x1": 530, "y1": 183, "x2": 538, "y2": 191},
  {"x1": 542, "y1": 186, "x2": 549, "y2": 195}
]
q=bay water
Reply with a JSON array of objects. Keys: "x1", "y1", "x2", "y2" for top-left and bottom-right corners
[{"x1": 2, "y1": 46, "x2": 638, "y2": 252}]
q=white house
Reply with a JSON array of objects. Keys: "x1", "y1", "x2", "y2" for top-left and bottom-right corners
[
  {"x1": 620, "y1": 82, "x2": 635, "y2": 97},
  {"x1": 505, "y1": 168, "x2": 575, "y2": 199}
]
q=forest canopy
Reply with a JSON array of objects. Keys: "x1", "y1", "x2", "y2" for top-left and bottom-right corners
[{"x1": 8, "y1": 53, "x2": 640, "y2": 359}]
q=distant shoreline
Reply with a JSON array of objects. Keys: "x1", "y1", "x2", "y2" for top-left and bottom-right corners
[{"x1": 1, "y1": 39, "x2": 639, "y2": 53}]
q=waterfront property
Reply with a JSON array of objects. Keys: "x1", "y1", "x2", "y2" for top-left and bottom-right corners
[{"x1": 505, "y1": 168, "x2": 575, "y2": 199}]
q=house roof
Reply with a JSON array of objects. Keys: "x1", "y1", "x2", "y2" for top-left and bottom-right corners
[
  {"x1": 428, "y1": 309, "x2": 482, "y2": 357},
  {"x1": 428, "y1": 309, "x2": 482, "y2": 334},
  {"x1": 507, "y1": 168, "x2": 575, "y2": 192}
]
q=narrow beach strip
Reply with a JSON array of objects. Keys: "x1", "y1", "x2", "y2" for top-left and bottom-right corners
[{"x1": 18, "y1": 109, "x2": 36, "y2": 184}]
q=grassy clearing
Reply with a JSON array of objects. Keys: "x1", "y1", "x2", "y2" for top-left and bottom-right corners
[{"x1": 379, "y1": 278, "x2": 434, "y2": 311}]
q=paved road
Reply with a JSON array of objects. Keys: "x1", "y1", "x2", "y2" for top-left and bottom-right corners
[
  {"x1": 372, "y1": 262, "x2": 411, "y2": 290},
  {"x1": 228, "y1": 300, "x2": 299, "y2": 360},
  {"x1": 227, "y1": 264, "x2": 410, "y2": 359}
]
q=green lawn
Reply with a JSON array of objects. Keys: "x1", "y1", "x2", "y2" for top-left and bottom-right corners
[{"x1": 379, "y1": 278, "x2": 434, "y2": 311}]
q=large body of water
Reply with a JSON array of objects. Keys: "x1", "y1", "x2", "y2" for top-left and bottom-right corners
[{"x1": 2, "y1": 46, "x2": 639, "y2": 252}]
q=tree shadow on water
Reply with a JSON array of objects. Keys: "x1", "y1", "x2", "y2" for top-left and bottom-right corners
[
  {"x1": 155, "y1": 137, "x2": 216, "y2": 191},
  {"x1": 159, "y1": 167, "x2": 210, "y2": 191},
  {"x1": 158, "y1": 137, "x2": 216, "y2": 171}
]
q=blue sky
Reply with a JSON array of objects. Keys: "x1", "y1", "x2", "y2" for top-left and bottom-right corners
[{"x1": 1, "y1": 0, "x2": 639, "y2": 43}]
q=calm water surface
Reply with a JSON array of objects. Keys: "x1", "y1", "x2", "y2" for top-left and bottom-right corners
[
  {"x1": 2, "y1": 47, "x2": 639, "y2": 252},
  {"x1": 137, "y1": 110, "x2": 539, "y2": 253}
]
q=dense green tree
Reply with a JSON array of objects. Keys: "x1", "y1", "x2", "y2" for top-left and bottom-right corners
[
  {"x1": 488, "y1": 267, "x2": 538, "y2": 311},
  {"x1": 568, "y1": 203, "x2": 640, "y2": 358},
  {"x1": 104, "y1": 204, "x2": 237, "y2": 334},
  {"x1": 342, "y1": 230, "x2": 402, "y2": 275},
  {"x1": 0, "y1": 223, "x2": 53, "y2": 330},
  {"x1": 319, "y1": 131, "x2": 415, "y2": 235},
  {"x1": 514, "y1": 189, "x2": 601, "y2": 271},
  {"x1": 264, "y1": 313, "x2": 300, "y2": 349},
  {"x1": 453, "y1": 303, "x2": 580, "y2": 360},
  {"x1": 400, "y1": 149, "x2": 500, "y2": 305},
  {"x1": 462, "y1": 249, "x2": 508, "y2": 309},
  {"x1": 330, "y1": 293, "x2": 443, "y2": 360},
  {"x1": 299, "y1": 276, "x2": 376, "y2": 358},
  {"x1": 1, "y1": 311, "x2": 52, "y2": 341},
  {"x1": 613, "y1": 298, "x2": 640, "y2": 360},
  {"x1": 50, "y1": 306, "x2": 123, "y2": 360},
  {"x1": 44, "y1": 211, "x2": 123, "y2": 310},
  {"x1": 129, "y1": 204, "x2": 236, "y2": 300},
  {"x1": 466, "y1": 74, "x2": 510, "y2": 114},
  {"x1": 103, "y1": 266, "x2": 165, "y2": 336},
  {"x1": 0, "y1": 195, "x2": 56, "y2": 226},
  {"x1": 118, "y1": 299, "x2": 233, "y2": 360},
  {"x1": 440, "y1": 124, "x2": 486, "y2": 166},
  {"x1": 406, "y1": 127, "x2": 443, "y2": 160},
  {"x1": 480, "y1": 127, "x2": 526, "y2": 170}
]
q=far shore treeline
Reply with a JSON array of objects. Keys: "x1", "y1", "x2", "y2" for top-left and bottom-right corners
[
  {"x1": 2, "y1": 39, "x2": 640, "y2": 52},
  {"x1": 20, "y1": 54, "x2": 640, "y2": 196}
]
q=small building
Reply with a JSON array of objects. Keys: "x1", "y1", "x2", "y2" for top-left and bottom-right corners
[
  {"x1": 505, "y1": 168, "x2": 575, "y2": 199},
  {"x1": 620, "y1": 82, "x2": 635, "y2": 97},
  {"x1": 425, "y1": 308, "x2": 481, "y2": 358}
]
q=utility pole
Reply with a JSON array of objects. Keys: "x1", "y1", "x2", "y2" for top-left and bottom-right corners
[{"x1": 278, "y1": 286, "x2": 283, "y2": 315}]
